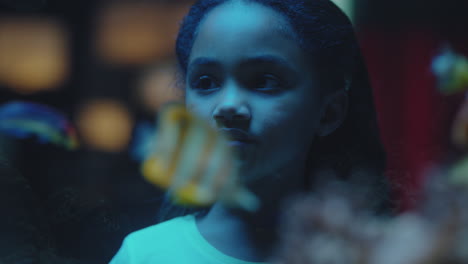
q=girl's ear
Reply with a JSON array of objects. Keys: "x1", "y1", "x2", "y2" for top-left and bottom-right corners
[{"x1": 316, "y1": 90, "x2": 348, "y2": 137}]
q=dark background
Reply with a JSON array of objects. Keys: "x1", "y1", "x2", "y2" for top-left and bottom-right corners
[{"x1": 0, "y1": 0, "x2": 468, "y2": 263}]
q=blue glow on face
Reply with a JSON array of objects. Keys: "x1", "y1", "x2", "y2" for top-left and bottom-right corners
[{"x1": 185, "y1": 1, "x2": 323, "y2": 182}]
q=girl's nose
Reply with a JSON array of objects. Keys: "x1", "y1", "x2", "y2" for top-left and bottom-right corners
[{"x1": 212, "y1": 83, "x2": 251, "y2": 122}]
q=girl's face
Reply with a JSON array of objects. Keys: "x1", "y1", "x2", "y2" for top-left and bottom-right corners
[{"x1": 185, "y1": 1, "x2": 323, "y2": 182}]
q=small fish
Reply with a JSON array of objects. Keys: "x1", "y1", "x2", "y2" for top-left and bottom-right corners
[
  {"x1": 432, "y1": 47, "x2": 468, "y2": 95},
  {"x1": 142, "y1": 103, "x2": 259, "y2": 212},
  {"x1": 432, "y1": 47, "x2": 468, "y2": 148},
  {"x1": 0, "y1": 101, "x2": 78, "y2": 150}
]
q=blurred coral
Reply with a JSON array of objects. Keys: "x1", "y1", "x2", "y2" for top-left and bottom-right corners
[{"x1": 273, "y1": 176, "x2": 468, "y2": 264}]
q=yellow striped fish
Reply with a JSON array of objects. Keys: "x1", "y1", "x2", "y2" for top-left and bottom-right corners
[{"x1": 142, "y1": 103, "x2": 259, "y2": 212}]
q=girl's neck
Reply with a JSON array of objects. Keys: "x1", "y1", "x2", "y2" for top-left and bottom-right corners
[
  {"x1": 196, "y1": 202, "x2": 276, "y2": 262},
  {"x1": 195, "y1": 160, "x2": 307, "y2": 262}
]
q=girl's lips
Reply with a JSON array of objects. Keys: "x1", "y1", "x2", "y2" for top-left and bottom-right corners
[{"x1": 219, "y1": 128, "x2": 257, "y2": 143}]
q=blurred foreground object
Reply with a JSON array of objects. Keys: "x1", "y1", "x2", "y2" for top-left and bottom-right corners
[
  {"x1": 76, "y1": 99, "x2": 133, "y2": 152},
  {"x1": 432, "y1": 47, "x2": 468, "y2": 95},
  {"x1": 142, "y1": 103, "x2": 259, "y2": 211},
  {"x1": 0, "y1": 18, "x2": 69, "y2": 93},
  {"x1": 432, "y1": 47, "x2": 468, "y2": 148},
  {"x1": 274, "y1": 186, "x2": 379, "y2": 264},
  {"x1": 273, "y1": 178, "x2": 468, "y2": 264},
  {"x1": 0, "y1": 101, "x2": 77, "y2": 149},
  {"x1": 274, "y1": 69, "x2": 468, "y2": 262},
  {"x1": 451, "y1": 97, "x2": 468, "y2": 148},
  {"x1": 95, "y1": 2, "x2": 188, "y2": 65}
]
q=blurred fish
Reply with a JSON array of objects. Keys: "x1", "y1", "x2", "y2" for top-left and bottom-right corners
[
  {"x1": 432, "y1": 47, "x2": 468, "y2": 95},
  {"x1": 0, "y1": 101, "x2": 78, "y2": 150},
  {"x1": 432, "y1": 47, "x2": 468, "y2": 148},
  {"x1": 142, "y1": 103, "x2": 259, "y2": 212}
]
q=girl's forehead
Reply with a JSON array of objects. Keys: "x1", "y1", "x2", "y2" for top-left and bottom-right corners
[
  {"x1": 198, "y1": 1, "x2": 294, "y2": 42},
  {"x1": 189, "y1": 1, "x2": 304, "y2": 67}
]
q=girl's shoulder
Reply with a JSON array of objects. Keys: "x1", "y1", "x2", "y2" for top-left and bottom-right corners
[
  {"x1": 126, "y1": 214, "x2": 195, "y2": 244},
  {"x1": 110, "y1": 215, "x2": 197, "y2": 263}
]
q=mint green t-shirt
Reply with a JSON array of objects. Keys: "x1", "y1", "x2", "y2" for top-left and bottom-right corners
[{"x1": 109, "y1": 214, "x2": 269, "y2": 264}]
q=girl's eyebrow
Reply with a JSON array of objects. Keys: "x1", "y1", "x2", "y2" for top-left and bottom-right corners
[
  {"x1": 238, "y1": 55, "x2": 294, "y2": 70},
  {"x1": 188, "y1": 57, "x2": 218, "y2": 69},
  {"x1": 189, "y1": 55, "x2": 294, "y2": 69}
]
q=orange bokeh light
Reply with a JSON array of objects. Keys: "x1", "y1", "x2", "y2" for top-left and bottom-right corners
[
  {"x1": 0, "y1": 18, "x2": 69, "y2": 93},
  {"x1": 76, "y1": 99, "x2": 134, "y2": 152},
  {"x1": 95, "y1": 2, "x2": 189, "y2": 65},
  {"x1": 138, "y1": 63, "x2": 183, "y2": 113}
]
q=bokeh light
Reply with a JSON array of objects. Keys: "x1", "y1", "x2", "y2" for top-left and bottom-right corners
[
  {"x1": 76, "y1": 99, "x2": 134, "y2": 152},
  {"x1": 94, "y1": 2, "x2": 189, "y2": 66},
  {"x1": 0, "y1": 18, "x2": 69, "y2": 93},
  {"x1": 138, "y1": 63, "x2": 183, "y2": 113}
]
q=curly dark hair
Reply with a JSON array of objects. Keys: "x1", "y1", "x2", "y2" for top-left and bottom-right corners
[{"x1": 158, "y1": 0, "x2": 394, "y2": 222}]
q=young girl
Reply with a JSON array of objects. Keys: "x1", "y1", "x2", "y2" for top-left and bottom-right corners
[{"x1": 111, "y1": 0, "x2": 392, "y2": 263}]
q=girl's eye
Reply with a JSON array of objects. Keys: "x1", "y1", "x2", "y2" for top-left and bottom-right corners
[
  {"x1": 191, "y1": 75, "x2": 219, "y2": 91},
  {"x1": 251, "y1": 74, "x2": 283, "y2": 92}
]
